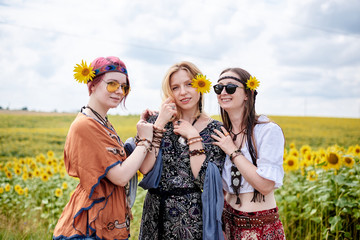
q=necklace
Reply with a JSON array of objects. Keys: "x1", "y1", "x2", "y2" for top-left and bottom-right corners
[
  {"x1": 230, "y1": 128, "x2": 246, "y2": 141},
  {"x1": 230, "y1": 133, "x2": 246, "y2": 205},
  {"x1": 178, "y1": 114, "x2": 201, "y2": 146},
  {"x1": 85, "y1": 105, "x2": 109, "y2": 127}
]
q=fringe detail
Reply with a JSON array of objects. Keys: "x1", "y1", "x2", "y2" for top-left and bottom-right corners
[{"x1": 250, "y1": 190, "x2": 265, "y2": 203}]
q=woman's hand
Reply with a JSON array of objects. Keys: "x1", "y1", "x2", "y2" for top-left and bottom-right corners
[
  {"x1": 140, "y1": 109, "x2": 157, "y2": 122},
  {"x1": 155, "y1": 97, "x2": 177, "y2": 128},
  {"x1": 136, "y1": 120, "x2": 153, "y2": 142},
  {"x1": 173, "y1": 119, "x2": 199, "y2": 139},
  {"x1": 211, "y1": 126, "x2": 237, "y2": 155}
]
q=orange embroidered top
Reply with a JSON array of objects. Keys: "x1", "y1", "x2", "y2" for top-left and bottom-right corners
[{"x1": 53, "y1": 113, "x2": 131, "y2": 240}]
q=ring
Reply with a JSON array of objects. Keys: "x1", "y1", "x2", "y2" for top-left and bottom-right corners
[
  {"x1": 171, "y1": 106, "x2": 175, "y2": 110},
  {"x1": 224, "y1": 132, "x2": 229, "y2": 136},
  {"x1": 177, "y1": 120, "x2": 181, "y2": 125}
]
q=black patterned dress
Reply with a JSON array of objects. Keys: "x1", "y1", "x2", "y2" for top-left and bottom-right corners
[{"x1": 139, "y1": 116, "x2": 225, "y2": 240}]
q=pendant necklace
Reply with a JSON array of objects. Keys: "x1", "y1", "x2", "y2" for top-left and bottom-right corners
[
  {"x1": 230, "y1": 133, "x2": 246, "y2": 205},
  {"x1": 231, "y1": 128, "x2": 246, "y2": 141}
]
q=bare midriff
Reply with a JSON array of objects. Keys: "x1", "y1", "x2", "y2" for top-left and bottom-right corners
[{"x1": 224, "y1": 190, "x2": 277, "y2": 212}]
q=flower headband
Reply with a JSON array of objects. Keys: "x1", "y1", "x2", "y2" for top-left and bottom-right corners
[
  {"x1": 217, "y1": 75, "x2": 260, "y2": 92},
  {"x1": 73, "y1": 59, "x2": 128, "y2": 84},
  {"x1": 191, "y1": 74, "x2": 212, "y2": 94}
]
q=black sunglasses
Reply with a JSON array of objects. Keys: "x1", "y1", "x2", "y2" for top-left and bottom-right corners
[{"x1": 213, "y1": 83, "x2": 242, "y2": 95}]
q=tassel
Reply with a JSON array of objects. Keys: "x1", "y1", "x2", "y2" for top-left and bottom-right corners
[{"x1": 236, "y1": 195, "x2": 241, "y2": 205}]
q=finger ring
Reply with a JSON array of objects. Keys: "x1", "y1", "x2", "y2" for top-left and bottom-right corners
[
  {"x1": 177, "y1": 120, "x2": 181, "y2": 125},
  {"x1": 224, "y1": 132, "x2": 229, "y2": 136},
  {"x1": 171, "y1": 106, "x2": 175, "y2": 110}
]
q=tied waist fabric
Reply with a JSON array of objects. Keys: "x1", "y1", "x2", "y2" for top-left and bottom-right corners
[
  {"x1": 124, "y1": 137, "x2": 138, "y2": 208},
  {"x1": 202, "y1": 162, "x2": 224, "y2": 240}
]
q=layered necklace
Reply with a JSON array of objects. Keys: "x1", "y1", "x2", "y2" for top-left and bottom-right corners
[{"x1": 82, "y1": 105, "x2": 109, "y2": 127}]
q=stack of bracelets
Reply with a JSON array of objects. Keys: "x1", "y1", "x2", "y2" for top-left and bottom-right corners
[
  {"x1": 152, "y1": 125, "x2": 166, "y2": 148},
  {"x1": 135, "y1": 136, "x2": 153, "y2": 152},
  {"x1": 187, "y1": 136, "x2": 205, "y2": 157}
]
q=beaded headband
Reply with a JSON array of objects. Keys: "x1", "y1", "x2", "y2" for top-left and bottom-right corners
[
  {"x1": 94, "y1": 64, "x2": 128, "y2": 77},
  {"x1": 73, "y1": 59, "x2": 128, "y2": 84}
]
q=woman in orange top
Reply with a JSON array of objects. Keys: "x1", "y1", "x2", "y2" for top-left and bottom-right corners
[{"x1": 53, "y1": 56, "x2": 153, "y2": 240}]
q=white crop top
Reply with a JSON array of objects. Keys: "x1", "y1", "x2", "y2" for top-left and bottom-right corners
[{"x1": 222, "y1": 115, "x2": 285, "y2": 194}]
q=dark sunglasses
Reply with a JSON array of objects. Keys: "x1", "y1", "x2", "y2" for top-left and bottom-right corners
[{"x1": 213, "y1": 83, "x2": 242, "y2": 95}]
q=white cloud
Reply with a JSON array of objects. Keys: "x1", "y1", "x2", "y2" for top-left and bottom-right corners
[{"x1": 0, "y1": 0, "x2": 359, "y2": 118}]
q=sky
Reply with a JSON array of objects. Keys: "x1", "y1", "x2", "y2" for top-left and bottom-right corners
[{"x1": 1, "y1": 0, "x2": 360, "y2": 118}]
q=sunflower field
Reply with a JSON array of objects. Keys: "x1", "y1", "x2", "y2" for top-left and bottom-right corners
[{"x1": 0, "y1": 112, "x2": 359, "y2": 239}]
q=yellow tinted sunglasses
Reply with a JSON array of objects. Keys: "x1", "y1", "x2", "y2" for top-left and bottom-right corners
[{"x1": 103, "y1": 80, "x2": 130, "y2": 95}]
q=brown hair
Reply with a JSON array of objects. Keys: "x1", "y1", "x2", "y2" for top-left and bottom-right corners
[{"x1": 219, "y1": 67, "x2": 264, "y2": 203}]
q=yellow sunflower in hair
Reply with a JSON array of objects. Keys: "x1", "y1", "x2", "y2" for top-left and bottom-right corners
[
  {"x1": 246, "y1": 76, "x2": 260, "y2": 91},
  {"x1": 191, "y1": 74, "x2": 212, "y2": 94},
  {"x1": 73, "y1": 60, "x2": 95, "y2": 84}
]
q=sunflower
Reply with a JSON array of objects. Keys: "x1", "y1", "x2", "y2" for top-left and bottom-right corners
[
  {"x1": 300, "y1": 159, "x2": 310, "y2": 169},
  {"x1": 5, "y1": 184, "x2": 11, "y2": 192},
  {"x1": 303, "y1": 152, "x2": 314, "y2": 166},
  {"x1": 17, "y1": 188, "x2": 24, "y2": 196},
  {"x1": 14, "y1": 184, "x2": 21, "y2": 192},
  {"x1": 5, "y1": 171, "x2": 12, "y2": 179},
  {"x1": 353, "y1": 145, "x2": 360, "y2": 156},
  {"x1": 38, "y1": 154, "x2": 46, "y2": 163},
  {"x1": 34, "y1": 168, "x2": 41, "y2": 177},
  {"x1": 289, "y1": 142, "x2": 296, "y2": 149},
  {"x1": 342, "y1": 156, "x2": 355, "y2": 168},
  {"x1": 47, "y1": 150, "x2": 54, "y2": 158},
  {"x1": 0, "y1": 187, "x2": 4, "y2": 194},
  {"x1": 284, "y1": 155, "x2": 299, "y2": 172},
  {"x1": 289, "y1": 148, "x2": 299, "y2": 158},
  {"x1": 73, "y1": 60, "x2": 95, "y2": 84},
  {"x1": 191, "y1": 74, "x2": 212, "y2": 94},
  {"x1": 55, "y1": 188, "x2": 63, "y2": 198},
  {"x1": 246, "y1": 76, "x2": 260, "y2": 91},
  {"x1": 62, "y1": 182, "x2": 68, "y2": 190},
  {"x1": 137, "y1": 170, "x2": 144, "y2": 181},
  {"x1": 22, "y1": 173, "x2": 28, "y2": 181},
  {"x1": 326, "y1": 151, "x2": 342, "y2": 170},
  {"x1": 300, "y1": 145, "x2": 311, "y2": 156},
  {"x1": 41, "y1": 173, "x2": 49, "y2": 182},
  {"x1": 306, "y1": 170, "x2": 318, "y2": 181}
]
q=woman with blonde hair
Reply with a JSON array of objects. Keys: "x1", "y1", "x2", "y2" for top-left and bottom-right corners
[{"x1": 138, "y1": 61, "x2": 225, "y2": 240}]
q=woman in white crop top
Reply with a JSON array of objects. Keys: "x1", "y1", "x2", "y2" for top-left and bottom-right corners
[{"x1": 211, "y1": 67, "x2": 286, "y2": 240}]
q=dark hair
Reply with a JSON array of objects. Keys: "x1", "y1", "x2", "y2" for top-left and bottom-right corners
[{"x1": 219, "y1": 67, "x2": 264, "y2": 203}]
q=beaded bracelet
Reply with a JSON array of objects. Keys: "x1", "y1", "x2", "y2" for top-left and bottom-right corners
[
  {"x1": 187, "y1": 137, "x2": 202, "y2": 145},
  {"x1": 189, "y1": 148, "x2": 205, "y2": 157},
  {"x1": 135, "y1": 137, "x2": 153, "y2": 149},
  {"x1": 137, "y1": 139, "x2": 153, "y2": 152},
  {"x1": 230, "y1": 149, "x2": 243, "y2": 161}
]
